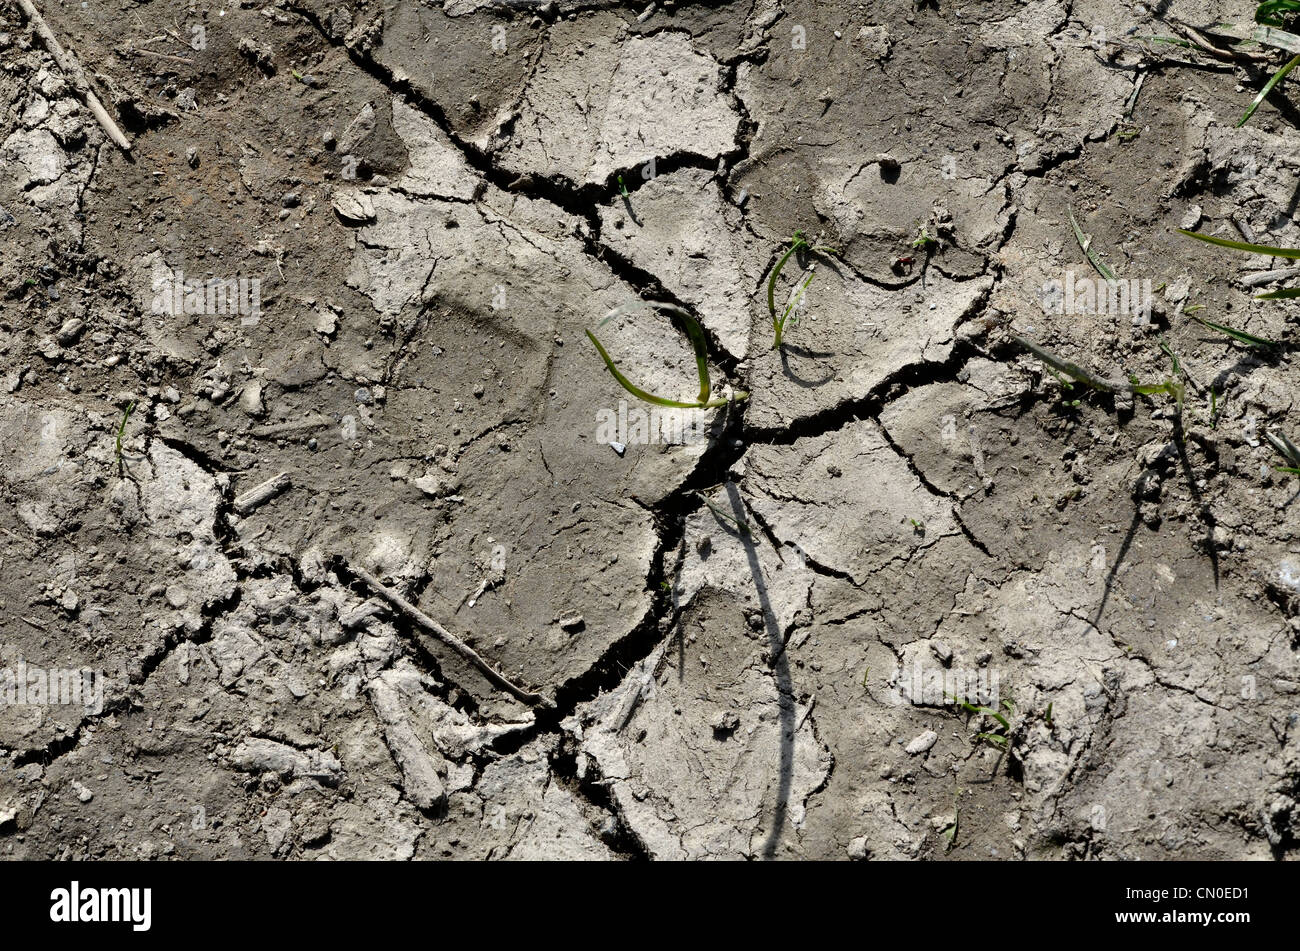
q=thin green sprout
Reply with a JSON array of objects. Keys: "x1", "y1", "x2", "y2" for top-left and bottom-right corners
[
  {"x1": 1240, "y1": 53, "x2": 1300, "y2": 125},
  {"x1": 768, "y1": 231, "x2": 839, "y2": 349},
  {"x1": 1190, "y1": 314, "x2": 1278, "y2": 349},
  {"x1": 586, "y1": 301, "x2": 747, "y2": 409},
  {"x1": 115, "y1": 401, "x2": 135, "y2": 470},
  {"x1": 1069, "y1": 208, "x2": 1118, "y2": 282},
  {"x1": 1178, "y1": 227, "x2": 1300, "y2": 259},
  {"x1": 694, "y1": 489, "x2": 751, "y2": 537}
]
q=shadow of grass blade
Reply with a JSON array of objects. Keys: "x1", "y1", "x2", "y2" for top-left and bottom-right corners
[
  {"x1": 1178, "y1": 227, "x2": 1300, "y2": 259},
  {"x1": 1239, "y1": 53, "x2": 1300, "y2": 126},
  {"x1": 115, "y1": 400, "x2": 134, "y2": 465},
  {"x1": 1190, "y1": 314, "x2": 1278, "y2": 348}
]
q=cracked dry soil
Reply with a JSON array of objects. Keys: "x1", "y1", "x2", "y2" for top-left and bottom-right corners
[{"x1": 2, "y1": 0, "x2": 1300, "y2": 861}]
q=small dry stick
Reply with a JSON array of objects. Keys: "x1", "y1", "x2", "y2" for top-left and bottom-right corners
[
  {"x1": 250, "y1": 415, "x2": 334, "y2": 438},
  {"x1": 126, "y1": 45, "x2": 196, "y2": 66},
  {"x1": 346, "y1": 561, "x2": 553, "y2": 710},
  {"x1": 1171, "y1": 21, "x2": 1270, "y2": 63},
  {"x1": 17, "y1": 0, "x2": 132, "y2": 152},
  {"x1": 233, "y1": 471, "x2": 291, "y2": 514}
]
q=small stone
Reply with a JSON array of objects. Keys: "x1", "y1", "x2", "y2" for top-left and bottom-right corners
[
  {"x1": 239, "y1": 381, "x2": 265, "y2": 417},
  {"x1": 263, "y1": 807, "x2": 293, "y2": 852},
  {"x1": 847, "y1": 836, "x2": 870, "y2": 860},
  {"x1": 56, "y1": 318, "x2": 84, "y2": 344},
  {"x1": 71, "y1": 780, "x2": 93, "y2": 803},
  {"x1": 412, "y1": 472, "x2": 441, "y2": 497},
  {"x1": 711, "y1": 711, "x2": 740, "y2": 739},
  {"x1": 60, "y1": 589, "x2": 79, "y2": 613},
  {"x1": 186, "y1": 146, "x2": 199, "y2": 168},
  {"x1": 904, "y1": 730, "x2": 938, "y2": 755},
  {"x1": 332, "y1": 190, "x2": 375, "y2": 224},
  {"x1": 355, "y1": 387, "x2": 372, "y2": 405},
  {"x1": 558, "y1": 614, "x2": 585, "y2": 632},
  {"x1": 930, "y1": 640, "x2": 953, "y2": 665},
  {"x1": 165, "y1": 585, "x2": 190, "y2": 608},
  {"x1": 282, "y1": 191, "x2": 301, "y2": 208},
  {"x1": 609, "y1": 441, "x2": 626, "y2": 456},
  {"x1": 1180, "y1": 205, "x2": 1203, "y2": 230}
]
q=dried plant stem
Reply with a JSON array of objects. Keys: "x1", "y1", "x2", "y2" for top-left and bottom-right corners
[
  {"x1": 345, "y1": 561, "x2": 553, "y2": 710},
  {"x1": 17, "y1": 0, "x2": 132, "y2": 152}
]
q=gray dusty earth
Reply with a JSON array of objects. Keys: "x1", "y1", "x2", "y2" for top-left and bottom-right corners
[{"x1": 2, "y1": 0, "x2": 1300, "y2": 860}]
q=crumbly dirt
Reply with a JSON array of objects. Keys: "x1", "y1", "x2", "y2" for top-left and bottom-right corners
[{"x1": 2, "y1": 0, "x2": 1300, "y2": 860}]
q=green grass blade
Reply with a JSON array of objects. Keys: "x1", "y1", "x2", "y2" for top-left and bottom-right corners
[
  {"x1": 767, "y1": 233, "x2": 808, "y2": 319},
  {"x1": 1135, "y1": 34, "x2": 1195, "y2": 48},
  {"x1": 1178, "y1": 228, "x2": 1300, "y2": 259},
  {"x1": 1256, "y1": 287, "x2": 1300, "y2": 299},
  {"x1": 1011, "y1": 334, "x2": 1123, "y2": 392},
  {"x1": 585, "y1": 330, "x2": 712, "y2": 409},
  {"x1": 1257, "y1": 1, "x2": 1300, "y2": 28},
  {"x1": 1069, "y1": 208, "x2": 1118, "y2": 281},
  {"x1": 768, "y1": 232, "x2": 839, "y2": 348},
  {"x1": 663, "y1": 304, "x2": 713, "y2": 404},
  {"x1": 1158, "y1": 338, "x2": 1182, "y2": 376},
  {"x1": 593, "y1": 301, "x2": 716, "y2": 406},
  {"x1": 1255, "y1": 24, "x2": 1300, "y2": 54},
  {"x1": 1239, "y1": 53, "x2": 1300, "y2": 126},
  {"x1": 694, "y1": 490, "x2": 751, "y2": 536},
  {"x1": 1190, "y1": 314, "x2": 1278, "y2": 348},
  {"x1": 777, "y1": 269, "x2": 817, "y2": 338},
  {"x1": 1268, "y1": 429, "x2": 1300, "y2": 467}
]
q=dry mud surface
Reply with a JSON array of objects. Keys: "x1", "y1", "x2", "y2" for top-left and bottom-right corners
[{"x1": 2, "y1": 0, "x2": 1300, "y2": 860}]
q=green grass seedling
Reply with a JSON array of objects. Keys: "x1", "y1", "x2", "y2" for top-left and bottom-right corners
[
  {"x1": 1069, "y1": 208, "x2": 1118, "y2": 282},
  {"x1": 115, "y1": 401, "x2": 134, "y2": 470},
  {"x1": 1267, "y1": 428, "x2": 1300, "y2": 473},
  {"x1": 1012, "y1": 336, "x2": 1184, "y2": 412},
  {"x1": 768, "y1": 230, "x2": 839, "y2": 349},
  {"x1": 1189, "y1": 314, "x2": 1278, "y2": 349},
  {"x1": 586, "y1": 301, "x2": 748, "y2": 409},
  {"x1": 694, "y1": 489, "x2": 752, "y2": 537}
]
